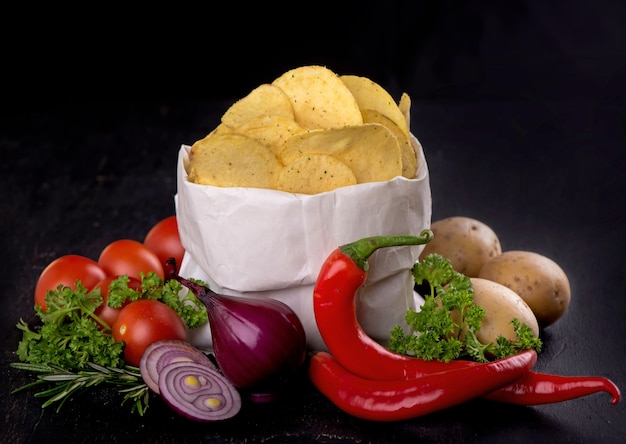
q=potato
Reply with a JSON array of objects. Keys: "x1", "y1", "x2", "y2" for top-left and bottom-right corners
[
  {"x1": 478, "y1": 250, "x2": 571, "y2": 327},
  {"x1": 468, "y1": 277, "x2": 539, "y2": 345},
  {"x1": 419, "y1": 216, "x2": 502, "y2": 277}
]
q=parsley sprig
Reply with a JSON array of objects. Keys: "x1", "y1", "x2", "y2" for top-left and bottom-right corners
[
  {"x1": 16, "y1": 283, "x2": 125, "y2": 368},
  {"x1": 11, "y1": 273, "x2": 208, "y2": 414},
  {"x1": 105, "y1": 273, "x2": 208, "y2": 329},
  {"x1": 389, "y1": 253, "x2": 542, "y2": 363}
]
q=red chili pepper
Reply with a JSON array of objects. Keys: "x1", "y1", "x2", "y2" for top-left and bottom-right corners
[
  {"x1": 483, "y1": 371, "x2": 621, "y2": 405},
  {"x1": 313, "y1": 231, "x2": 485, "y2": 380},
  {"x1": 308, "y1": 349, "x2": 537, "y2": 421},
  {"x1": 313, "y1": 233, "x2": 621, "y2": 406}
]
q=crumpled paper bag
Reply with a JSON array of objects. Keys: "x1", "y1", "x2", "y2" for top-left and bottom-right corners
[{"x1": 174, "y1": 135, "x2": 431, "y2": 351}]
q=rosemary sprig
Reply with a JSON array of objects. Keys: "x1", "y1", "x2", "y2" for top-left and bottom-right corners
[{"x1": 10, "y1": 361, "x2": 150, "y2": 415}]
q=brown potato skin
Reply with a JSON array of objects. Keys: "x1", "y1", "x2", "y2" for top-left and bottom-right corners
[
  {"x1": 419, "y1": 216, "x2": 502, "y2": 277},
  {"x1": 478, "y1": 250, "x2": 571, "y2": 327},
  {"x1": 469, "y1": 277, "x2": 540, "y2": 345}
]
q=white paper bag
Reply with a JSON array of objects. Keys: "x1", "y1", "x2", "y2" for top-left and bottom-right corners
[{"x1": 175, "y1": 135, "x2": 431, "y2": 351}]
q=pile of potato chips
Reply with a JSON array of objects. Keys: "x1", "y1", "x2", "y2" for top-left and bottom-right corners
[{"x1": 187, "y1": 65, "x2": 417, "y2": 194}]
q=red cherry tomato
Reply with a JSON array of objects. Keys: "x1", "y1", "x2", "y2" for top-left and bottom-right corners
[
  {"x1": 143, "y1": 215, "x2": 185, "y2": 270},
  {"x1": 91, "y1": 275, "x2": 143, "y2": 329},
  {"x1": 98, "y1": 239, "x2": 164, "y2": 280},
  {"x1": 35, "y1": 255, "x2": 107, "y2": 311},
  {"x1": 112, "y1": 299, "x2": 188, "y2": 366}
]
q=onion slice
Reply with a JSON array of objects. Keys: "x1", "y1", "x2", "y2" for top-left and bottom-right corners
[
  {"x1": 158, "y1": 360, "x2": 242, "y2": 422},
  {"x1": 140, "y1": 339, "x2": 215, "y2": 394}
]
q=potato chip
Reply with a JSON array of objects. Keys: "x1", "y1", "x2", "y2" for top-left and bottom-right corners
[
  {"x1": 221, "y1": 84, "x2": 294, "y2": 129},
  {"x1": 398, "y1": 92, "x2": 411, "y2": 130},
  {"x1": 188, "y1": 66, "x2": 419, "y2": 194},
  {"x1": 361, "y1": 109, "x2": 417, "y2": 179},
  {"x1": 188, "y1": 133, "x2": 281, "y2": 189},
  {"x1": 210, "y1": 123, "x2": 235, "y2": 136},
  {"x1": 234, "y1": 115, "x2": 306, "y2": 156},
  {"x1": 276, "y1": 153, "x2": 357, "y2": 194},
  {"x1": 271, "y1": 65, "x2": 363, "y2": 130},
  {"x1": 279, "y1": 123, "x2": 402, "y2": 183},
  {"x1": 340, "y1": 75, "x2": 410, "y2": 139}
]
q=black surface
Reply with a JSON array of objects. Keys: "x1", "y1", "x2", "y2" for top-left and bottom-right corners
[{"x1": 2, "y1": 2, "x2": 626, "y2": 443}]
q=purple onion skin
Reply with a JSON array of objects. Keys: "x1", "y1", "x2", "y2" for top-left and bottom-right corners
[
  {"x1": 166, "y1": 259, "x2": 307, "y2": 400},
  {"x1": 208, "y1": 293, "x2": 306, "y2": 388}
]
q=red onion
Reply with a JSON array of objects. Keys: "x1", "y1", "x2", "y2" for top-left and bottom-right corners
[
  {"x1": 140, "y1": 339, "x2": 216, "y2": 394},
  {"x1": 166, "y1": 259, "x2": 307, "y2": 402},
  {"x1": 158, "y1": 360, "x2": 241, "y2": 422}
]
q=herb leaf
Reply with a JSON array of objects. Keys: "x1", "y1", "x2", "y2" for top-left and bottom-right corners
[
  {"x1": 13, "y1": 273, "x2": 208, "y2": 414},
  {"x1": 17, "y1": 283, "x2": 124, "y2": 369},
  {"x1": 389, "y1": 253, "x2": 542, "y2": 362},
  {"x1": 10, "y1": 362, "x2": 149, "y2": 415}
]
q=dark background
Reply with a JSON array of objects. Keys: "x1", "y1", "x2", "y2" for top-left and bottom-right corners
[{"x1": 2, "y1": 1, "x2": 625, "y2": 443}]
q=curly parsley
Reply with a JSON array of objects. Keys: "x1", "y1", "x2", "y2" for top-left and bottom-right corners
[
  {"x1": 389, "y1": 253, "x2": 542, "y2": 363},
  {"x1": 12, "y1": 273, "x2": 208, "y2": 414},
  {"x1": 16, "y1": 283, "x2": 125, "y2": 368}
]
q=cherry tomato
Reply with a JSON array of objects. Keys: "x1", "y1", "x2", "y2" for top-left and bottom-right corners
[
  {"x1": 91, "y1": 275, "x2": 143, "y2": 329},
  {"x1": 112, "y1": 299, "x2": 187, "y2": 366},
  {"x1": 98, "y1": 239, "x2": 164, "y2": 280},
  {"x1": 143, "y1": 215, "x2": 185, "y2": 270},
  {"x1": 35, "y1": 255, "x2": 107, "y2": 311}
]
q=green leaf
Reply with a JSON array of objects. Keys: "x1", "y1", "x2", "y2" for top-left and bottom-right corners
[
  {"x1": 389, "y1": 253, "x2": 542, "y2": 362},
  {"x1": 106, "y1": 275, "x2": 143, "y2": 308},
  {"x1": 13, "y1": 270, "x2": 208, "y2": 415}
]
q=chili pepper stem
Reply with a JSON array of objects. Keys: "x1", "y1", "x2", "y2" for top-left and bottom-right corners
[{"x1": 339, "y1": 230, "x2": 434, "y2": 271}]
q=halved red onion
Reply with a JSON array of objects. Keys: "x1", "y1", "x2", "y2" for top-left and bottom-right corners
[
  {"x1": 206, "y1": 293, "x2": 306, "y2": 400},
  {"x1": 165, "y1": 261, "x2": 307, "y2": 402},
  {"x1": 140, "y1": 339, "x2": 215, "y2": 394},
  {"x1": 158, "y1": 360, "x2": 241, "y2": 422}
]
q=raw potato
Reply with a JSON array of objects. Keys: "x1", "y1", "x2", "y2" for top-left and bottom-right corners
[
  {"x1": 478, "y1": 250, "x2": 571, "y2": 327},
  {"x1": 419, "y1": 216, "x2": 502, "y2": 277},
  {"x1": 469, "y1": 278, "x2": 540, "y2": 345}
]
